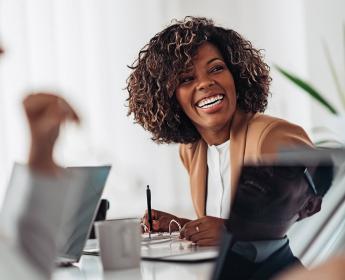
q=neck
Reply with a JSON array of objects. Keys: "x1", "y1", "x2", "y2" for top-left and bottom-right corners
[
  {"x1": 197, "y1": 121, "x2": 231, "y2": 146},
  {"x1": 227, "y1": 213, "x2": 291, "y2": 241}
]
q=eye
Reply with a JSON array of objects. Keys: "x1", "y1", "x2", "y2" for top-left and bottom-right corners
[
  {"x1": 209, "y1": 64, "x2": 225, "y2": 73},
  {"x1": 179, "y1": 75, "x2": 194, "y2": 85}
]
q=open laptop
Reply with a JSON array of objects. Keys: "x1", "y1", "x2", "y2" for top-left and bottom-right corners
[{"x1": 56, "y1": 165, "x2": 111, "y2": 265}]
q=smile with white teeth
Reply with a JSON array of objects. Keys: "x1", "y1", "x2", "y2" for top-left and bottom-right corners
[{"x1": 196, "y1": 94, "x2": 224, "y2": 109}]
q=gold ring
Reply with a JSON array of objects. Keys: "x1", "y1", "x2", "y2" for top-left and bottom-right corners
[{"x1": 196, "y1": 226, "x2": 200, "y2": 232}]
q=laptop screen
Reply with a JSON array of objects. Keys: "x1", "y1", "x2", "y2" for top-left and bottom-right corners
[{"x1": 57, "y1": 165, "x2": 111, "y2": 262}]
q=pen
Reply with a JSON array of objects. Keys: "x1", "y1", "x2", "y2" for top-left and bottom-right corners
[{"x1": 146, "y1": 185, "x2": 153, "y2": 239}]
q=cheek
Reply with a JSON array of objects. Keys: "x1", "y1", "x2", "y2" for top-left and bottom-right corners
[
  {"x1": 217, "y1": 78, "x2": 237, "y2": 107},
  {"x1": 175, "y1": 90, "x2": 192, "y2": 112},
  {"x1": 273, "y1": 191, "x2": 304, "y2": 215},
  {"x1": 226, "y1": 81, "x2": 237, "y2": 100},
  {"x1": 229, "y1": 91, "x2": 237, "y2": 107}
]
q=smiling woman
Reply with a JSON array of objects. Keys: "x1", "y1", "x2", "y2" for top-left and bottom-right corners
[{"x1": 126, "y1": 16, "x2": 314, "y2": 246}]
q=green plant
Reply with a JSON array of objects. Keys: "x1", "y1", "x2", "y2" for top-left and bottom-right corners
[{"x1": 275, "y1": 24, "x2": 345, "y2": 115}]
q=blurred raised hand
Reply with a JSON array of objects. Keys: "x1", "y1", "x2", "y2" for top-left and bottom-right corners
[{"x1": 23, "y1": 93, "x2": 79, "y2": 173}]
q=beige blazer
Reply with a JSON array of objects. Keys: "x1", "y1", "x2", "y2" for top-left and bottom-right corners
[{"x1": 179, "y1": 109, "x2": 314, "y2": 218}]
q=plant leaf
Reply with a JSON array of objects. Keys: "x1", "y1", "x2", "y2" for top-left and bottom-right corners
[
  {"x1": 322, "y1": 40, "x2": 345, "y2": 109},
  {"x1": 274, "y1": 65, "x2": 338, "y2": 115}
]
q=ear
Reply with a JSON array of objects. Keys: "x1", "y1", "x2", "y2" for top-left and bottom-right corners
[{"x1": 297, "y1": 197, "x2": 322, "y2": 221}]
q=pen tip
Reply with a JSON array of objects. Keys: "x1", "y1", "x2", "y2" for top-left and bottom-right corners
[{"x1": 147, "y1": 185, "x2": 149, "y2": 189}]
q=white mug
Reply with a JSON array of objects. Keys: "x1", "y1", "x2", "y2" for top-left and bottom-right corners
[{"x1": 95, "y1": 218, "x2": 141, "y2": 270}]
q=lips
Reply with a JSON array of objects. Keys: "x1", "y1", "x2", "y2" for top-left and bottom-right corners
[{"x1": 196, "y1": 94, "x2": 224, "y2": 109}]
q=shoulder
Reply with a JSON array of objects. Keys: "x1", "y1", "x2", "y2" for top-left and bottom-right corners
[
  {"x1": 248, "y1": 114, "x2": 299, "y2": 132},
  {"x1": 179, "y1": 140, "x2": 204, "y2": 172},
  {"x1": 246, "y1": 114, "x2": 313, "y2": 155}
]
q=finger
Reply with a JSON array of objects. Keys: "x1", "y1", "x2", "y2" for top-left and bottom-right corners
[
  {"x1": 150, "y1": 209, "x2": 157, "y2": 220},
  {"x1": 181, "y1": 220, "x2": 199, "y2": 234},
  {"x1": 152, "y1": 220, "x2": 160, "y2": 232},
  {"x1": 56, "y1": 98, "x2": 80, "y2": 123},
  {"x1": 24, "y1": 93, "x2": 80, "y2": 124},
  {"x1": 23, "y1": 94, "x2": 57, "y2": 118},
  {"x1": 184, "y1": 219, "x2": 201, "y2": 228},
  {"x1": 142, "y1": 212, "x2": 148, "y2": 225},
  {"x1": 140, "y1": 223, "x2": 148, "y2": 233},
  {"x1": 188, "y1": 229, "x2": 215, "y2": 242},
  {"x1": 180, "y1": 225, "x2": 186, "y2": 238},
  {"x1": 195, "y1": 238, "x2": 218, "y2": 247},
  {"x1": 182, "y1": 222, "x2": 203, "y2": 239},
  {"x1": 186, "y1": 229, "x2": 209, "y2": 240},
  {"x1": 140, "y1": 215, "x2": 149, "y2": 233},
  {"x1": 23, "y1": 93, "x2": 56, "y2": 107},
  {"x1": 143, "y1": 209, "x2": 159, "y2": 230},
  {"x1": 145, "y1": 209, "x2": 159, "y2": 220},
  {"x1": 143, "y1": 215, "x2": 154, "y2": 229},
  {"x1": 180, "y1": 221, "x2": 195, "y2": 236}
]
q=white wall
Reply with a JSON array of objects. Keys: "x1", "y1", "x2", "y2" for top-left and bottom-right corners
[
  {"x1": 168, "y1": 0, "x2": 312, "y2": 130},
  {"x1": 0, "y1": 0, "x2": 344, "y2": 220},
  {"x1": 305, "y1": 0, "x2": 345, "y2": 116},
  {"x1": 303, "y1": 0, "x2": 345, "y2": 148}
]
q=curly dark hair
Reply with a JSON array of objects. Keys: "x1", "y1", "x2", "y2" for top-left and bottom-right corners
[{"x1": 126, "y1": 16, "x2": 271, "y2": 144}]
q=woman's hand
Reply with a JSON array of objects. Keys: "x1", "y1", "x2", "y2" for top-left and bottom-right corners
[
  {"x1": 180, "y1": 216, "x2": 226, "y2": 246},
  {"x1": 142, "y1": 209, "x2": 189, "y2": 233}
]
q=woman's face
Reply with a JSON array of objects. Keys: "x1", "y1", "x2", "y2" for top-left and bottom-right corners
[{"x1": 175, "y1": 42, "x2": 237, "y2": 137}]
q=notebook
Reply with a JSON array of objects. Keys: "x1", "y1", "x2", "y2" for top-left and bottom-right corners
[
  {"x1": 83, "y1": 231, "x2": 219, "y2": 263},
  {"x1": 141, "y1": 235, "x2": 219, "y2": 263}
]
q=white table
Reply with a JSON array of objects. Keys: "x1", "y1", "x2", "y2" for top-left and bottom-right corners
[{"x1": 53, "y1": 256, "x2": 215, "y2": 280}]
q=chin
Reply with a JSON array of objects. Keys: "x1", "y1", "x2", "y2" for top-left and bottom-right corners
[{"x1": 202, "y1": 117, "x2": 232, "y2": 131}]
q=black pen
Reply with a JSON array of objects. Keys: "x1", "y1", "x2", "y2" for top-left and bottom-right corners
[{"x1": 146, "y1": 185, "x2": 153, "y2": 239}]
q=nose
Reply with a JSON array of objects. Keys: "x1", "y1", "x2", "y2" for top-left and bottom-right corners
[{"x1": 196, "y1": 75, "x2": 215, "y2": 92}]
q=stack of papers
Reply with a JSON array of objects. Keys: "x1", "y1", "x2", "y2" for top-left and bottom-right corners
[{"x1": 141, "y1": 232, "x2": 218, "y2": 262}]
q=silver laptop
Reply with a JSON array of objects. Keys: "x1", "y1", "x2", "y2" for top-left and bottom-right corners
[{"x1": 56, "y1": 165, "x2": 111, "y2": 265}]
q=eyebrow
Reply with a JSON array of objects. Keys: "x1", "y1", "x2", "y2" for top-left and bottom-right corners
[
  {"x1": 207, "y1": 57, "x2": 224, "y2": 64},
  {"x1": 181, "y1": 57, "x2": 224, "y2": 75},
  {"x1": 180, "y1": 57, "x2": 224, "y2": 74}
]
